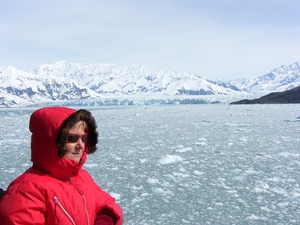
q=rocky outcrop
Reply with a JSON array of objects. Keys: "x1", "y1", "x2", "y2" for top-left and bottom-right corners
[{"x1": 230, "y1": 86, "x2": 300, "y2": 104}]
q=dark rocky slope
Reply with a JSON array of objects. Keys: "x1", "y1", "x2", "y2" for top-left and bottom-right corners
[{"x1": 230, "y1": 86, "x2": 300, "y2": 104}]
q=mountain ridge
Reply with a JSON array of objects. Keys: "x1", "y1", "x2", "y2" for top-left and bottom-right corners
[{"x1": 0, "y1": 61, "x2": 299, "y2": 107}]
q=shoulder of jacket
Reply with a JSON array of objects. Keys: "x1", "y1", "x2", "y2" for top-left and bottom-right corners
[
  {"x1": 78, "y1": 169, "x2": 94, "y2": 181},
  {"x1": 9, "y1": 168, "x2": 55, "y2": 191}
]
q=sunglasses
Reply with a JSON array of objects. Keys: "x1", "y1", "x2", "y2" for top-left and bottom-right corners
[{"x1": 67, "y1": 133, "x2": 88, "y2": 143}]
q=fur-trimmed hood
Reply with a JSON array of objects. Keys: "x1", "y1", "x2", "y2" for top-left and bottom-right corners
[{"x1": 29, "y1": 106, "x2": 98, "y2": 179}]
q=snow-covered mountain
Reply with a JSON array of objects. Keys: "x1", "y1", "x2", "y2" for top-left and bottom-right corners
[
  {"x1": 0, "y1": 61, "x2": 299, "y2": 107},
  {"x1": 244, "y1": 62, "x2": 300, "y2": 92},
  {"x1": 0, "y1": 65, "x2": 100, "y2": 107},
  {"x1": 30, "y1": 61, "x2": 241, "y2": 95}
]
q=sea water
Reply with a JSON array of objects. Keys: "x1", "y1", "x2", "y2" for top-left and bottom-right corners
[{"x1": 0, "y1": 104, "x2": 299, "y2": 224}]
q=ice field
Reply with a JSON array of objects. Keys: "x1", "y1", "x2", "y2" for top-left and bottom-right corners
[{"x1": 0, "y1": 104, "x2": 300, "y2": 224}]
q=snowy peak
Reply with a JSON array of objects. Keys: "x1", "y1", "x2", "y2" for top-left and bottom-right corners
[
  {"x1": 272, "y1": 61, "x2": 300, "y2": 75},
  {"x1": 247, "y1": 61, "x2": 300, "y2": 92},
  {"x1": 0, "y1": 66, "x2": 37, "y2": 89}
]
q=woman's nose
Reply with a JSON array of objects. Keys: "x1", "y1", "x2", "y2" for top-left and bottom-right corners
[{"x1": 76, "y1": 138, "x2": 85, "y2": 148}]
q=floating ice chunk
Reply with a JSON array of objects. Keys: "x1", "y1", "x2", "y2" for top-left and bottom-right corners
[
  {"x1": 131, "y1": 197, "x2": 142, "y2": 204},
  {"x1": 194, "y1": 138, "x2": 207, "y2": 146},
  {"x1": 181, "y1": 219, "x2": 191, "y2": 224},
  {"x1": 245, "y1": 169, "x2": 259, "y2": 174},
  {"x1": 152, "y1": 187, "x2": 173, "y2": 196},
  {"x1": 109, "y1": 192, "x2": 121, "y2": 200},
  {"x1": 198, "y1": 138, "x2": 207, "y2": 141},
  {"x1": 227, "y1": 142, "x2": 233, "y2": 146},
  {"x1": 84, "y1": 163, "x2": 99, "y2": 168},
  {"x1": 194, "y1": 142, "x2": 207, "y2": 146},
  {"x1": 153, "y1": 188, "x2": 164, "y2": 194},
  {"x1": 215, "y1": 202, "x2": 224, "y2": 206},
  {"x1": 193, "y1": 120, "x2": 211, "y2": 125},
  {"x1": 227, "y1": 190, "x2": 239, "y2": 197},
  {"x1": 270, "y1": 187, "x2": 287, "y2": 195},
  {"x1": 277, "y1": 202, "x2": 289, "y2": 208},
  {"x1": 21, "y1": 163, "x2": 30, "y2": 167},
  {"x1": 245, "y1": 214, "x2": 261, "y2": 221},
  {"x1": 179, "y1": 167, "x2": 186, "y2": 172},
  {"x1": 193, "y1": 170, "x2": 204, "y2": 176},
  {"x1": 230, "y1": 168, "x2": 242, "y2": 174},
  {"x1": 291, "y1": 192, "x2": 300, "y2": 198},
  {"x1": 172, "y1": 172, "x2": 190, "y2": 178},
  {"x1": 256, "y1": 182, "x2": 270, "y2": 189},
  {"x1": 139, "y1": 159, "x2": 147, "y2": 163},
  {"x1": 158, "y1": 155, "x2": 183, "y2": 164},
  {"x1": 278, "y1": 152, "x2": 299, "y2": 157},
  {"x1": 226, "y1": 190, "x2": 237, "y2": 194},
  {"x1": 266, "y1": 177, "x2": 280, "y2": 182},
  {"x1": 164, "y1": 174, "x2": 177, "y2": 182},
  {"x1": 147, "y1": 178, "x2": 159, "y2": 184},
  {"x1": 7, "y1": 168, "x2": 17, "y2": 173},
  {"x1": 260, "y1": 206, "x2": 272, "y2": 212},
  {"x1": 240, "y1": 137, "x2": 248, "y2": 142},
  {"x1": 175, "y1": 147, "x2": 193, "y2": 152},
  {"x1": 176, "y1": 145, "x2": 184, "y2": 148},
  {"x1": 110, "y1": 166, "x2": 119, "y2": 171},
  {"x1": 225, "y1": 122, "x2": 235, "y2": 127},
  {"x1": 232, "y1": 176, "x2": 245, "y2": 181},
  {"x1": 253, "y1": 187, "x2": 266, "y2": 193}
]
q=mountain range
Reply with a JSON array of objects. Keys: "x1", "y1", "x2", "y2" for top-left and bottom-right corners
[{"x1": 0, "y1": 61, "x2": 299, "y2": 107}]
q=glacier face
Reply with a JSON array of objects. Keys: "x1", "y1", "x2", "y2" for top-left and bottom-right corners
[{"x1": 0, "y1": 61, "x2": 299, "y2": 107}]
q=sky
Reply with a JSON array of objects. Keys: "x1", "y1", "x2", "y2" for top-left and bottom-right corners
[{"x1": 1, "y1": 0, "x2": 300, "y2": 80}]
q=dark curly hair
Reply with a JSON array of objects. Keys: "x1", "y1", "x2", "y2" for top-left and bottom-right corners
[{"x1": 56, "y1": 109, "x2": 98, "y2": 158}]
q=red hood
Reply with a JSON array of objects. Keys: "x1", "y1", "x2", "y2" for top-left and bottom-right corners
[{"x1": 29, "y1": 107, "x2": 88, "y2": 179}]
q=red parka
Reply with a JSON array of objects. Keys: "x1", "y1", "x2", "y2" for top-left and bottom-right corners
[{"x1": 0, "y1": 107, "x2": 123, "y2": 225}]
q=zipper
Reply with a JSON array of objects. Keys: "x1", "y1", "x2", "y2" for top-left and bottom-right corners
[
  {"x1": 72, "y1": 184, "x2": 91, "y2": 225},
  {"x1": 53, "y1": 196, "x2": 76, "y2": 225},
  {"x1": 69, "y1": 177, "x2": 91, "y2": 225}
]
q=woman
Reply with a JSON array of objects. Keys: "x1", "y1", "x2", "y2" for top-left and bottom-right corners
[{"x1": 0, "y1": 106, "x2": 123, "y2": 225}]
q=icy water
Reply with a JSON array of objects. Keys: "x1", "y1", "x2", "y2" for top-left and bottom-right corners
[{"x1": 0, "y1": 104, "x2": 300, "y2": 224}]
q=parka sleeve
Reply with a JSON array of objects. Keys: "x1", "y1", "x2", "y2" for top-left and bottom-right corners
[
  {"x1": 0, "y1": 182, "x2": 46, "y2": 225},
  {"x1": 92, "y1": 182, "x2": 124, "y2": 225}
]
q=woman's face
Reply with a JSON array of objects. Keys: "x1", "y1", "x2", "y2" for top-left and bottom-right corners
[{"x1": 64, "y1": 125, "x2": 87, "y2": 162}]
